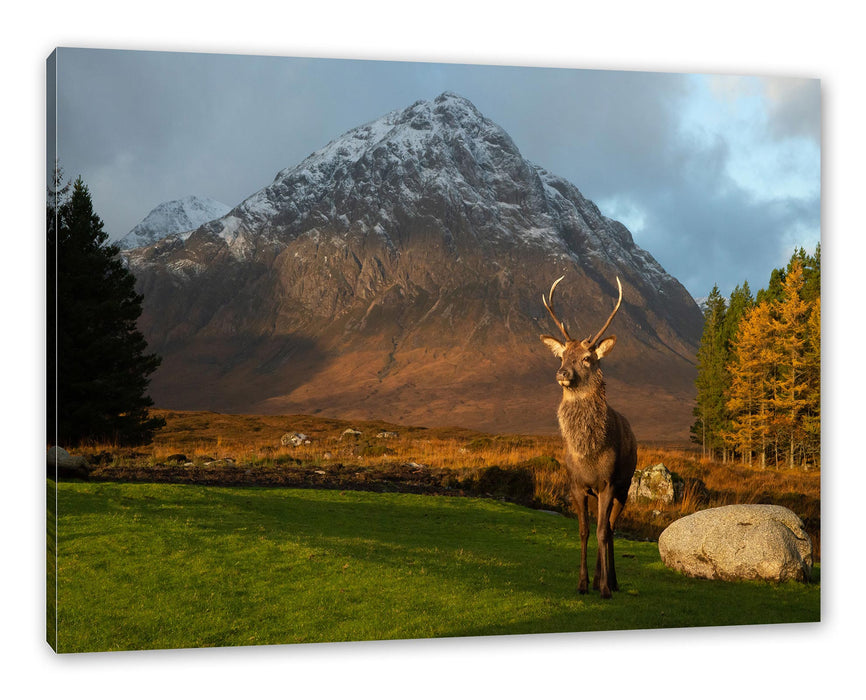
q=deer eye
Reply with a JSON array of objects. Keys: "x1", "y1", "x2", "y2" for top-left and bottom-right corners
[{"x1": 581, "y1": 356, "x2": 592, "y2": 367}]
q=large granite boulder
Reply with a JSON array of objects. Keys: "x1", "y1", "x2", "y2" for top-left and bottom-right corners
[{"x1": 658, "y1": 504, "x2": 812, "y2": 583}]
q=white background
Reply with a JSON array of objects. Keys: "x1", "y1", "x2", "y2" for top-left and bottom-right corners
[{"x1": 4, "y1": 1, "x2": 860, "y2": 696}]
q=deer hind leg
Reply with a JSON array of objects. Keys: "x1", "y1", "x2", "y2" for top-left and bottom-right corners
[
  {"x1": 573, "y1": 490, "x2": 590, "y2": 594},
  {"x1": 595, "y1": 488, "x2": 616, "y2": 599}
]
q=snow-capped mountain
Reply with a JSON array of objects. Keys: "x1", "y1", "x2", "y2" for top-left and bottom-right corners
[
  {"x1": 118, "y1": 195, "x2": 230, "y2": 250},
  {"x1": 127, "y1": 92, "x2": 703, "y2": 439},
  {"x1": 190, "y1": 93, "x2": 672, "y2": 290}
]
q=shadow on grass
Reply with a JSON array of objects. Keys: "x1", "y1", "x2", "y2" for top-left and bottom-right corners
[{"x1": 52, "y1": 481, "x2": 821, "y2": 650}]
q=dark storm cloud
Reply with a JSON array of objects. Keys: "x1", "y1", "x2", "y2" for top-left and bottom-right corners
[{"x1": 53, "y1": 49, "x2": 820, "y2": 300}]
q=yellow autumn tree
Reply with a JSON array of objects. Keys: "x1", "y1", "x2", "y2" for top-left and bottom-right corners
[
  {"x1": 771, "y1": 261, "x2": 814, "y2": 468},
  {"x1": 724, "y1": 301, "x2": 778, "y2": 466}
]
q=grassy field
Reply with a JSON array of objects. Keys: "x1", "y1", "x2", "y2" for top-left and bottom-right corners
[{"x1": 48, "y1": 478, "x2": 820, "y2": 654}]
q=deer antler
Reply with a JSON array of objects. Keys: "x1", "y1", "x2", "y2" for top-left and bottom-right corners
[
  {"x1": 589, "y1": 276, "x2": 623, "y2": 348},
  {"x1": 542, "y1": 275, "x2": 573, "y2": 342}
]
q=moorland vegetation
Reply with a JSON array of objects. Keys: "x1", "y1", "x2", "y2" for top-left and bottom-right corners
[{"x1": 74, "y1": 409, "x2": 820, "y2": 559}]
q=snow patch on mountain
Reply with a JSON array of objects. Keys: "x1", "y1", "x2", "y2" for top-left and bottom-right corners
[{"x1": 119, "y1": 195, "x2": 231, "y2": 250}]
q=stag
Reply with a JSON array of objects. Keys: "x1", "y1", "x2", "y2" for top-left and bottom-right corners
[{"x1": 540, "y1": 275, "x2": 637, "y2": 598}]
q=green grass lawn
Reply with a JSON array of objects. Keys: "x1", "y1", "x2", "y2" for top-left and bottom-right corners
[{"x1": 47, "y1": 480, "x2": 820, "y2": 653}]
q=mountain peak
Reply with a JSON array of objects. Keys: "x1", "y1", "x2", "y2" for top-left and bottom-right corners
[{"x1": 119, "y1": 195, "x2": 230, "y2": 250}]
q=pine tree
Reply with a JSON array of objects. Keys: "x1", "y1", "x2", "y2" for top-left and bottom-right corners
[
  {"x1": 691, "y1": 286, "x2": 729, "y2": 458},
  {"x1": 801, "y1": 243, "x2": 821, "y2": 303},
  {"x1": 48, "y1": 176, "x2": 165, "y2": 446},
  {"x1": 724, "y1": 281, "x2": 754, "y2": 344}
]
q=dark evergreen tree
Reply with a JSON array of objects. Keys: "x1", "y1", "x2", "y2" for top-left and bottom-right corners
[
  {"x1": 48, "y1": 175, "x2": 165, "y2": 446},
  {"x1": 723, "y1": 281, "x2": 754, "y2": 347},
  {"x1": 800, "y1": 243, "x2": 821, "y2": 303},
  {"x1": 756, "y1": 245, "x2": 821, "y2": 305},
  {"x1": 690, "y1": 285, "x2": 729, "y2": 458}
]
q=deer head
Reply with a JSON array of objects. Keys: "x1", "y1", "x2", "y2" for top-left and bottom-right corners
[{"x1": 540, "y1": 275, "x2": 623, "y2": 390}]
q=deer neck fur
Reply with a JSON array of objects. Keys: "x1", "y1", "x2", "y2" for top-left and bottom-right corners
[{"x1": 557, "y1": 371, "x2": 609, "y2": 457}]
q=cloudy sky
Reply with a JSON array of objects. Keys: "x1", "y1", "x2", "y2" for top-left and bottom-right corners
[{"x1": 51, "y1": 47, "x2": 820, "y2": 300}]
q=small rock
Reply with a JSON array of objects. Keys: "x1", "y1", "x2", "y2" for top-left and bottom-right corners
[
  {"x1": 628, "y1": 463, "x2": 681, "y2": 504},
  {"x1": 47, "y1": 446, "x2": 91, "y2": 480},
  {"x1": 377, "y1": 431, "x2": 399, "y2": 439},
  {"x1": 341, "y1": 429, "x2": 362, "y2": 440},
  {"x1": 402, "y1": 461, "x2": 428, "y2": 471},
  {"x1": 281, "y1": 432, "x2": 309, "y2": 447}
]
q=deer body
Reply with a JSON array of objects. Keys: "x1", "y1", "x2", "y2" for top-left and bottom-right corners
[{"x1": 540, "y1": 276, "x2": 638, "y2": 598}]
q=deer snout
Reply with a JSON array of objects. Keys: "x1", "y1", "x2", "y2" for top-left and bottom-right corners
[{"x1": 556, "y1": 367, "x2": 574, "y2": 386}]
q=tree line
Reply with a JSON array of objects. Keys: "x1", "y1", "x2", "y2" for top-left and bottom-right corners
[{"x1": 691, "y1": 245, "x2": 820, "y2": 469}]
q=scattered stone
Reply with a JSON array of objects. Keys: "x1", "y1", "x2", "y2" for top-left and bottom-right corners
[
  {"x1": 47, "y1": 446, "x2": 91, "y2": 480},
  {"x1": 658, "y1": 504, "x2": 812, "y2": 583},
  {"x1": 341, "y1": 429, "x2": 362, "y2": 440},
  {"x1": 323, "y1": 452, "x2": 334, "y2": 460},
  {"x1": 165, "y1": 453, "x2": 188, "y2": 463},
  {"x1": 281, "y1": 432, "x2": 310, "y2": 447},
  {"x1": 402, "y1": 461, "x2": 428, "y2": 470},
  {"x1": 377, "y1": 431, "x2": 399, "y2": 439},
  {"x1": 628, "y1": 463, "x2": 682, "y2": 504}
]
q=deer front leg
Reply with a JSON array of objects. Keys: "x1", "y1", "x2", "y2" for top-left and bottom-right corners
[
  {"x1": 573, "y1": 489, "x2": 590, "y2": 594},
  {"x1": 591, "y1": 496, "x2": 615, "y2": 591},
  {"x1": 595, "y1": 487, "x2": 615, "y2": 599}
]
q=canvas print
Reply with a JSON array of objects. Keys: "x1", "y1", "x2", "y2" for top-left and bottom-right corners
[{"x1": 46, "y1": 48, "x2": 821, "y2": 653}]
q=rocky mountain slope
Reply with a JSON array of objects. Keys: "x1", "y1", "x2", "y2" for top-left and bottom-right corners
[{"x1": 125, "y1": 92, "x2": 704, "y2": 440}]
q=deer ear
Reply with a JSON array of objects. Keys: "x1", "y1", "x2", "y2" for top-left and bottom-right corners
[
  {"x1": 595, "y1": 335, "x2": 617, "y2": 359},
  {"x1": 540, "y1": 335, "x2": 565, "y2": 358}
]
